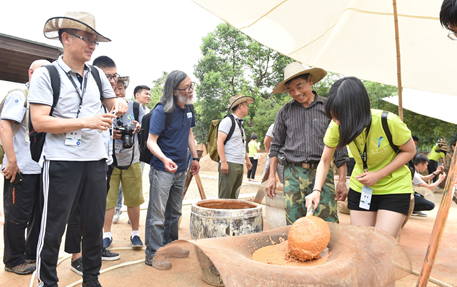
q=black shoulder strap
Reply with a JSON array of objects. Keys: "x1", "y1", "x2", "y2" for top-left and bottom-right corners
[
  {"x1": 89, "y1": 65, "x2": 103, "y2": 101},
  {"x1": 381, "y1": 111, "x2": 399, "y2": 154},
  {"x1": 133, "y1": 101, "x2": 140, "y2": 122},
  {"x1": 43, "y1": 65, "x2": 60, "y2": 113},
  {"x1": 153, "y1": 102, "x2": 174, "y2": 131},
  {"x1": 224, "y1": 114, "x2": 236, "y2": 145}
]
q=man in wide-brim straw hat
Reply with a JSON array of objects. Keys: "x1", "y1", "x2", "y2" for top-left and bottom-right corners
[
  {"x1": 265, "y1": 62, "x2": 349, "y2": 225},
  {"x1": 29, "y1": 12, "x2": 128, "y2": 287},
  {"x1": 217, "y1": 94, "x2": 253, "y2": 199}
]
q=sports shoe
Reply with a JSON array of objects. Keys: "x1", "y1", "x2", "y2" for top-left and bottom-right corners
[
  {"x1": 412, "y1": 211, "x2": 427, "y2": 217},
  {"x1": 70, "y1": 257, "x2": 83, "y2": 276},
  {"x1": 82, "y1": 278, "x2": 102, "y2": 287},
  {"x1": 25, "y1": 258, "x2": 36, "y2": 264},
  {"x1": 113, "y1": 208, "x2": 122, "y2": 223},
  {"x1": 145, "y1": 254, "x2": 172, "y2": 270},
  {"x1": 161, "y1": 246, "x2": 190, "y2": 258},
  {"x1": 4, "y1": 263, "x2": 36, "y2": 275},
  {"x1": 130, "y1": 235, "x2": 144, "y2": 248},
  {"x1": 103, "y1": 237, "x2": 113, "y2": 249},
  {"x1": 101, "y1": 247, "x2": 120, "y2": 261}
]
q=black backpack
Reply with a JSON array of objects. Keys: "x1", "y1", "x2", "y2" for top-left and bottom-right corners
[
  {"x1": 29, "y1": 65, "x2": 103, "y2": 162},
  {"x1": 381, "y1": 111, "x2": 415, "y2": 179},
  {"x1": 139, "y1": 103, "x2": 194, "y2": 164}
]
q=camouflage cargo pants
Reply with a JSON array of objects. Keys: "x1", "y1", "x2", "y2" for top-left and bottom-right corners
[{"x1": 284, "y1": 165, "x2": 338, "y2": 224}]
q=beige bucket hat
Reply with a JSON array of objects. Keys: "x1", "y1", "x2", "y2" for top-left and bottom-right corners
[
  {"x1": 227, "y1": 94, "x2": 254, "y2": 112},
  {"x1": 43, "y1": 12, "x2": 110, "y2": 42},
  {"x1": 118, "y1": 76, "x2": 130, "y2": 88},
  {"x1": 272, "y1": 62, "x2": 327, "y2": 94}
]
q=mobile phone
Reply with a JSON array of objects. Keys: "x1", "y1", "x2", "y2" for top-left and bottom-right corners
[{"x1": 12, "y1": 172, "x2": 23, "y2": 185}]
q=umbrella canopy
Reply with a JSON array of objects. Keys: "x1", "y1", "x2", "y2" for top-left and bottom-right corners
[
  {"x1": 192, "y1": 0, "x2": 456, "y2": 97},
  {"x1": 383, "y1": 88, "x2": 457, "y2": 125}
]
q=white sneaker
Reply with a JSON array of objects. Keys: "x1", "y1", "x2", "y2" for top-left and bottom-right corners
[{"x1": 113, "y1": 208, "x2": 122, "y2": 223}]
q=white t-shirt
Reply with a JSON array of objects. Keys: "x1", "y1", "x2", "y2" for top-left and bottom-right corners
[
  {"x1": 412, "y1": 171, "x2": 425, "y2": 187},
  {"x1": 266, "y1": 123, "x2": 275, "y2": 139},
  {"x1": 1, "y1": 89, "x2": 41, "y2": 174},
  {"x1": 28, "y1": 56, "x2": 115, "y2": 162},
  {"x1": 218, "y1": 114, "x2": 245, "y2": 165},
  {"x1": 111, "y1": 100, "x2": 144, "y2": 166}
]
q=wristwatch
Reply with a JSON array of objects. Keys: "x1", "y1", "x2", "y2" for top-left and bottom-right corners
[{"x1": 192, "y1": 157, "x2": 200, "y2": 162}]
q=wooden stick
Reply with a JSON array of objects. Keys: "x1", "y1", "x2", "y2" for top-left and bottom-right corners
[
  {"x1": 392, "y1": 0, "x2": 403, "y2": 121},
  {"x1": 416, "y1": 149, "x2": 457, "y2": 286},
  {"x1": 182, "y1": 149, "x2": 204, "y2": 199},
  {"x1": 194, "y1": 173, "x2": 206, "y2": 200}
]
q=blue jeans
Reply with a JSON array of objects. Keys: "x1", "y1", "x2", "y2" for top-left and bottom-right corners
[{"x1": 145, "y1": 166, "x2": 186, "y2": 256}]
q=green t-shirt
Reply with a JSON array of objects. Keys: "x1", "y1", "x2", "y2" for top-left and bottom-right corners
[
  {"x1": 324, "y1": 109, "x2": 413, "y2": 195},
  {"x1": 248, "y1": 140, "x2": 258, "y2": 157},
  {"x1": 428, "y1": 145, "x2": 445, "y2": 162}
]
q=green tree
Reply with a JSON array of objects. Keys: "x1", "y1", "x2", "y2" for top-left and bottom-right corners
[{"x1": 148, "y1": 71, "x2": 168, "y2": 109}]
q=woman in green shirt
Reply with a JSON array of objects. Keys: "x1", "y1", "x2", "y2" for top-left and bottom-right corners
[
  {"x1": 306, "y1": 77, "x2": 415, "y2": 238},
  {"x1": 247, "y1": 134, "x2": 259, "y2": 181}
]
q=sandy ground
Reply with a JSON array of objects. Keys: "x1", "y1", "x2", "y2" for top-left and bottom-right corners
[{"x1": 1, "y1": 156, "x2": 457, "y2": 286}]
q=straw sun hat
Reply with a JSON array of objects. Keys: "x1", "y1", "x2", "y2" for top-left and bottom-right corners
[
  {"x1": 227, "y1": 94, "x2": 254, "y2": 112},
  {"x1": 118, "y1": 76, "x2": 130, "y2": 88},
  {"x1": 43, "y1": 12, "x2": 110, "y2": 42},
  {"x1": 272, "y1": 62, "x2": 327, "y2": 94}
]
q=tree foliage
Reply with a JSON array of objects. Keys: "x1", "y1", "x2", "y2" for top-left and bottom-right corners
[{"x1": 147, "y1": 71, "x2": 168, "y2": 109}]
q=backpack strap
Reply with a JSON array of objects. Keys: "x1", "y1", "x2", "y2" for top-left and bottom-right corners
[
  {"x1": 133, "y1": 101, "x2": 140, "y2": 122},
  {"x1": 89, "y1": 65, "x2": 103, "y2": 101},
  {"x1": 224, "y1": 114, "x2": 236, "y2": 145},
  {"x1": 381, "y1": 111, "x2": 399, "y2": 154},
  {"x1": 43, "y1": 65, "x2": 61, "y2": 114}
]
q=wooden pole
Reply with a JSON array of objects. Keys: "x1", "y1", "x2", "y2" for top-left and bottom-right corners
[
  {"x1": 393, "y1": 0, "x2": 403, "y2": 121},
  {"x1": 416, "y1": 149, "x2": 457, "y2": 286},
  {"x1": 182, "y1": 149, "x2": 206, "y2": 200}
]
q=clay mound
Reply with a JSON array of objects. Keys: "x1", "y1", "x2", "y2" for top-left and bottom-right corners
[{"x1": 288, "y1": 216, "x2": 330, "y2": 261}]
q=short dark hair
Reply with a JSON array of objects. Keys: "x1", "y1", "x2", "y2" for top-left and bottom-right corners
[
  {"x1": 93, "y1": 56, "x2": 116, "y2": 69},
  {"x1": 440, "y1": 0, "x2": 457, "y2": 31},
  {"x1": 251, "y1": 134, "x2": 257, "y2": 140},
  {"x1": 325, "y1": 77, "x2": 371, "y2": 150},
  {"x1": 285, "y1": 73, "x2": 310, "y2": 88},
  {"x1": 231, "y1": 104, "x2": 239, "y2": 112},
  {"x1": 134, "y1": 85, "x2": 150, "y2": 98},
  {"x1": 58, "y1": 29, "x2": 78, "y2": 44},
  {"x1": 414, "y1": 154, "x2": 429, "y2": 166},
  {"x1": 412, "y1": 136, "x2": 419, "y2": 141}
]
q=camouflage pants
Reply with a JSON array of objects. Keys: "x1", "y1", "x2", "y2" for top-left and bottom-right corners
[{"x1": 284, "y1": 165, "x2": 338, "y2": 224}]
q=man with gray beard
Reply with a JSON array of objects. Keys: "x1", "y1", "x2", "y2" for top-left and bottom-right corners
[{"x1": 145, "y1": 70, "x2": 200, "y2": 269}]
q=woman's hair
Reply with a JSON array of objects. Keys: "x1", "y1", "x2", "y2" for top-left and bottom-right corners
[{"x1": 325, "y1": 77, "x2": 372, "y2": 149}]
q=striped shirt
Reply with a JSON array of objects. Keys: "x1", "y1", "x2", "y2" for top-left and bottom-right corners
[{"x1": 269, "y1": 92, "x2": 348, "y2": 167}]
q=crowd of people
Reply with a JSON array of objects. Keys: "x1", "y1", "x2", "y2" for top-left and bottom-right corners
[{"x1": 1, "y1": 2, "x2": 457, "y2": 286}]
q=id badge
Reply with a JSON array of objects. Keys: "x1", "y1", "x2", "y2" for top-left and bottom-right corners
[
  {"x1": 242, "y1": 144, "x2": 246, "y2": 155},
  {"x1": 108, "y1": 139, "x2": 113, "y2": 155},
  {"x1": 187, "y1": 112, "x2": 192, "y2": 118},
  {"x1": 359, "y1": 186, "x2": 373, "y2": 210},
  {"x1": 65, "y1": 130, "x2": 82, "y2": 146},
  {"x1": 114, "y1": 141, "x2": 122, "y2": 154}
]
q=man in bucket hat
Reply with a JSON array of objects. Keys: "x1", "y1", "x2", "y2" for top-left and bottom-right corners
[
  {"x1": 29, "y1": 12, "x2": 127, "y2": 287},
  {"x1": 265, "y1": 62, "x2": 348, "y2": 224},
  {"x1": 217, "y1": 94, "x2": 253, "y2": 199}
]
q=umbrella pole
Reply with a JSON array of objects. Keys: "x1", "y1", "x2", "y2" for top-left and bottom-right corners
[{"x1": 393, "y1": 0, "x2": 403, "y2": 121}]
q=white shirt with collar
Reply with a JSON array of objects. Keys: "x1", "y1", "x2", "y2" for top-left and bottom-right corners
[
  {"x1": 28, "y1": 56, "x2": 115, "y2": 162},
  {"x1": 218, "y1": 113, "x2": 246, "y2": 165}
]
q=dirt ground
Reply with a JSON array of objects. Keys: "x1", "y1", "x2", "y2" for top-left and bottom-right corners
[{"x1": 1, "y1": 156, "x2": 457, "y2": 286}]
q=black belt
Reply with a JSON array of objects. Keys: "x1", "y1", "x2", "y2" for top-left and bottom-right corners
[{"x1": 288, "y1": 162, "x2": 318, "y2": 169}]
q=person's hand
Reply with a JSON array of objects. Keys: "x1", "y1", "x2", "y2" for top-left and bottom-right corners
[
  {"x1": 163, "y1": 157, "x2": 178, "y2": 173},
  {"x1": 335, "y1": 180, "x2": 348, "y2": 201},
  {"x1": 356, "y1": 171, "x2": 381, "y2": 187},
  {"x1": 265, "y1": 178, "x2": 277, "y2": 199},
  {"x1": 133, "y1": 120, "x2": 141, "y2": 134},
  {"x1": 2, "y1": 161, "x2": 20, "y2": 183},
  {"x1": 436, "y1": 165, "x2": 444, "y2": 173},
  {"x1": 87, "y1": 113, "x2": 115, "y2": 130},
  {"x1": 190, "y1": 160, "x2": 200, "y2": 175},
  {"x1": 113, "y1": 99, "x2": 128, "y2": 117},
  {"x1": 246, "y1": 159, "x2": 252, "y2": 170},
  {"x1": 438, "y1": 172, "x2": 447, "y2": 182},
  {"x1": 112, "y1": 128, "x2": 122, "y2": 140},
  {"x1": 305, "y1": 190, "x2": 321, "y2": 211},
  {"x1": 220, "y1": 162, "x2": 229, "y2": 174}
]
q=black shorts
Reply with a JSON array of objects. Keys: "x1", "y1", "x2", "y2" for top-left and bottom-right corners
[{"x1": 347, "y1": 188, "x2": 411, "y2": 215}]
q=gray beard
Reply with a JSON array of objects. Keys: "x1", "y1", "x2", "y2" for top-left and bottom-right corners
[{"x1": 177, "y1": 94, "x2": 195, "y2": 105}]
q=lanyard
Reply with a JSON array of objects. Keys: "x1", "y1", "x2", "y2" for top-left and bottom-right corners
[
  {"x1": 358, "y1": 123, "x2": 371, "y2": 172},
  {"x1": 58, "y1": 63, "x2": 89, "y2": 118},
  {"x1": 236, "y1": 118, "x2": 245, "y2": 144}
]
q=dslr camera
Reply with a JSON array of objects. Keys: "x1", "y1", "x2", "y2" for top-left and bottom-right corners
[{"x1": 114, "y1": 118, "x2": 136, "y2": 148}]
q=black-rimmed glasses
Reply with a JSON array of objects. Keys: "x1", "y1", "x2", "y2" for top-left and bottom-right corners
[
  {"x1": 105, "y1": 73, "x2": 119, "y2": 81},
  {"x1": 448, "y1": 30, "x2": 457, "y2": 41},
  {"x1": 68, "y1": 33, "x2": 99, "y2": 46},
  {"x1": 175, "y1": 82, "x2": 195, "y2": 93}
]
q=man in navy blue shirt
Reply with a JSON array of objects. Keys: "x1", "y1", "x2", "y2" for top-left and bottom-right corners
[{"x1": 145, "y1": 70, "x2": 200, "y2": 269}]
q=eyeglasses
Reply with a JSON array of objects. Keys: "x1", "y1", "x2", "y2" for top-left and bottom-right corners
[
  {"x1": 68, "y1": 33, "x2": 99, "y2": 46},
  {"x1": 175, "y1": 82, "x2": 195, "y2": 93},
  {"x1": 105, "y1": 73, "x2": 119, "y2": 81},
  {"x1": 447, "y1": 30, "x2": 457, "y2": 40}
]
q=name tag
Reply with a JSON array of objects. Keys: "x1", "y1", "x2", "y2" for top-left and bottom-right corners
[
  {"x1": 65, "y1": 130, "x2": 82, "y2": 146},
  {"x1": 114, "y1": 141, "x2": 123, "y2": 154},
  {"x1": 359, "y1": 186, "x2": 373, "y2": 210},
  {"x1": 187, "y1": 112, "x2": 192, "y2": 118}
]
